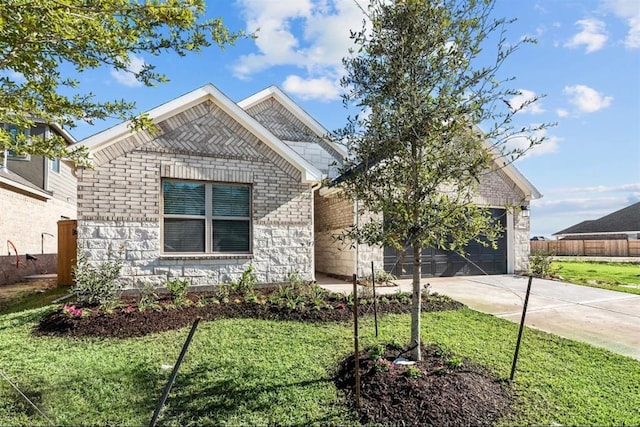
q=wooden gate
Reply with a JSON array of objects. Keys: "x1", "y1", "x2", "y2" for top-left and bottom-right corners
[{"x1": 57, "y1": 219, "x2": 77, "y2": 286}]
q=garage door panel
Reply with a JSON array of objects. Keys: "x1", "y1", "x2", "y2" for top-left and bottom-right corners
[{"x1": 383, "y1": 208, "x2": 507, "y2": 278}]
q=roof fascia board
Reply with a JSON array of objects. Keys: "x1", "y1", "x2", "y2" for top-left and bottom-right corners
[
  {"x1": 0, "y1": 175, "x2": 52, "y2": 199},
  {"x1": 238, "y1": 86, "x2": 348, "y2": 158},
  {"x1": 474, "y1": 124, "x2": 541, "y2": 201},
  {"x1": 76, "y1": 84, "x2": 323, "y2": 183}
]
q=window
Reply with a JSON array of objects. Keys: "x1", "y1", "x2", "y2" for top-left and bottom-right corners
[
  {"x1": 3, "y1": 124, "x2": 30, "y2": 160},
  {"x1": 162, "y1": 180, "x2": 251, "y2": 254},
  {"x1": 51, "y1": 157, "x2": 60, "y2": 173}
]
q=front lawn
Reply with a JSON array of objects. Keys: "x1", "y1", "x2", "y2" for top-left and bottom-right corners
[
  {"x1": 553, "y1": 261, "x2": 640, "y2": 295},
  {"x1": 0, "y1": 306, "x2": 638, "y2": 426}
]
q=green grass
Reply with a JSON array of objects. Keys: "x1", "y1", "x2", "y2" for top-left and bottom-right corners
[
  {"x1": 553, "y1": 261, "x2": 640, "y2": 295},
  {"x1": 0, "y1": 307, "x2": 638, "y2": 426}
]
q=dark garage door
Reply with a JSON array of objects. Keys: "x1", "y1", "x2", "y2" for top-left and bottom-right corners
[{"x1": 384, "y1": 208, "x2": 507, "y2": 278}]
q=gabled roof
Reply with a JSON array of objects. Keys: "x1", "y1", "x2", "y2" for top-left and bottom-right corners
[
  {"x1": 328, "y1": 135, "x2": 542, "y2": 201},
  {"x1": 77, "y1": 84, "x2": 323, "y2": 183},
  {"x1": 554, "y1": 202, "x2": 640, "y2": 236},
  {"x1": 238, "y1": 86, "x2": 347, "y2": 158}
]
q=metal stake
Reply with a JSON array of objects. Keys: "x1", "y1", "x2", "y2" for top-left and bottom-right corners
[
  {"x1": 371, "y1": 261, "x2": 378, "y2": 337},
  {"x1": 150, "y1": 317, "x2": 201, "y2": 427},
  {"x1": 510, "y1": 276, "x2": 533, "y2": 381},
  {"x1": 352, "y1": 273, "x2": 360, "y2": 410}
]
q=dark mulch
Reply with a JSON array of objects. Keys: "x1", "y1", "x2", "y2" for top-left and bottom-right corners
[
  {"x1": 35, "y1": 290, "x2": 463, "y2": 339},
  {"x1": 335, "y1": 344, "x2": 513, "y2": 426}
]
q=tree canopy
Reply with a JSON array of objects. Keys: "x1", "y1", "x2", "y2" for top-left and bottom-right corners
[
  {"x1": 335, "y1": 0, "x2": 553, "y2": 360},
  {"x1": 0, "y1": 0, "x2": 244, "y2": 163}
]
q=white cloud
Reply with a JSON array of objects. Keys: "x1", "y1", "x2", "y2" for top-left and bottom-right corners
[
  {"x1": 233, "y1": 0, "x2": 368, "y2": 98},
  {"x1": 509, "y1": 89, "x2": 545, "y2": 114},
  {"x1": 605, "y1": 0, "x2": 640, "y2": 48},
  {"x1": 556, "y1": 108, "x2": 569, "y2": 117},
  {"x1": 507, "y1": 128, "x2": 562, "y2": 158},
  {"x1": 282, "y1": 75, "x2": 341, "y2": 101},
  {"x1": 110, "y1": 54, "x2": 145, "y2": 87},
  {"x1": 564, "y1": 84, "x2": 613, "y2": 113},
  {"x1": 565, "y1": 19, "x2": 608, "y2": 53}
]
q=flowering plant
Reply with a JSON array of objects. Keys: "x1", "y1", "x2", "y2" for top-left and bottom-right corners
[{"x1": 62, "y1": 304, "x2": 85, "y2": 318}]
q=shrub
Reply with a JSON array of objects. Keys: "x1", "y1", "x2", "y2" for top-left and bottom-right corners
[
  {"x1": 231, "y1": 264, "x2": 257, "y2": 295},
  {"x1": 404, "y1": 365, "x2": 423, "y2": 378},
  {"x1": 72, "y1": 244, "x2": 125, "y2": 308},
  {"x1": 529, "y1": 249, "x2": 558, "y2": 278},
  {"x1": 137, "y1": 282, "x2": 159, "y2": 312},
  {"x1": 164, "y1": 277, "x2": 189, "y2": 306}
]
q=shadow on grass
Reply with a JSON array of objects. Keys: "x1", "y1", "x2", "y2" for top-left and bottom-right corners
[{"x1": 157, "y1": 362, "x2": 350, "y2": 426}]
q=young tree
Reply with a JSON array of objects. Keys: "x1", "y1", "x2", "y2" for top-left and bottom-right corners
[
  {"x1": 335, "y1": 0, "x2": 553, "y2": 360},
  {"x1": 0, "y1": 0, "x2": 245, "y2": 164}
]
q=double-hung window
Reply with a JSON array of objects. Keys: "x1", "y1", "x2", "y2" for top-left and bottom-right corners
[
  {"x1": 3, "y1": 124, "x2": 30, "y2": 160},
  {"x1": 162, "y1": 180, "x2": 251, "y2": 254}
]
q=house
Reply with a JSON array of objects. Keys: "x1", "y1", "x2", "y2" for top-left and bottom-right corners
[
  {"x1": 553, "y1": 202, "x2": 640, "y2": 240},
  {"x1": 74, "y1": 84, "x2": 539, "y2": 288},
  {"x1": 0, "y1": 121, "x2": 77, "y2": 285}
]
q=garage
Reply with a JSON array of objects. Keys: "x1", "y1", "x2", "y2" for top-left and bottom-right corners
[{"x1": 383, "y1": 208, "x2": 508, "y2": 278}]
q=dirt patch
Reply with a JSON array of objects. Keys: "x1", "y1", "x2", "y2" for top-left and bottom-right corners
[
  {"x1": 35, "y1": 290, "x2": 462, "y2": 339},
  {"x1": 335, "y1": 344, "x2": 513, "y2": 426},
  {"x1": 0, "y1": 279, "x2": 58, "y2": 309}
]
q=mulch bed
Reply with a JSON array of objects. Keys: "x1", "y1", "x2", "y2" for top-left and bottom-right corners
[
  {"x1": 335, "y1": 344, "x2": 513, "y2": 426},
  {"x1": 35, "y1": 290, "x2": 462, "y2": 339}
]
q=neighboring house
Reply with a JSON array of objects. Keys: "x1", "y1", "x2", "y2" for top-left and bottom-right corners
[
  {"x1": 0, "y1": 121, "x2": 77, "y2": 284},
  {"x1": 74, "y1": 84, "x2": 539, "y2": 288},
  {"x1": 553, "y1": 202, "x2": 640, "y2": 240}
]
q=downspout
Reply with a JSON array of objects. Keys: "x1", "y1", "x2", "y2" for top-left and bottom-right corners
[
  {"x1": 309, "y1": 182, "x2": 322, "y2": 282},
  {"x1": 2, "y1": 150, "x2": 7, "y2": 171}
]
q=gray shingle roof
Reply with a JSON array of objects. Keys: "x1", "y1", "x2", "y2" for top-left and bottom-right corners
[{"x1": 553, "y1": 202, "x2": 640, "y2": 235}]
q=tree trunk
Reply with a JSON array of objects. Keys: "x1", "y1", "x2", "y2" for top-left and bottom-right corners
[{"x1": 410, "y1": 242, "x2": 422, "y2": 361}]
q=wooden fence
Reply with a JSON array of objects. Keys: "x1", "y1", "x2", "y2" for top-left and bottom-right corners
[{"x1": 531, "y1": 239, "x2": 640, "y2": 257}]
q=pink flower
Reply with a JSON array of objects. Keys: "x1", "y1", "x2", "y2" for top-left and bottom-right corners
[{"x1": 63, "y1": 304, "x2": 84, "y2": 318}]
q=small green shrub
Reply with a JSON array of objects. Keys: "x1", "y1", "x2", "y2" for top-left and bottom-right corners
[
  {"x1": 529, "y1": 250, "x2": 558, "y2": 278},
  {"x1": 164, "y1": 277, "x2": 189, "y2": 306},
  {"x1": 374, "y1": 358, "x2": 392, "y2": 372},
  {"x1": 404, "y1": 365, "x2": 423, "y2": 378},
  {"x1": 446, "y1": 356, "x2": 463, "y2": 369},
  {"x1": 369, "y1": 344, "x2": 386, "y2": 361},
  {"x1": 231, "y1": 264, "x2": 257, "y2": 295},
  {"x1": 72, "y1": 244, "x2": 125, "y2": 309},
  {"x1": 137, "y1": 282, "x2": 159, "y2": 312},
  {"x1": 287, "y1": 269, "x2": 305, "y2": 288}
]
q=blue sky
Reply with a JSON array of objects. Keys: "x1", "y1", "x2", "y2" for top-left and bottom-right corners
[{"x1": 69, "y1": 0, "x2": 639, "y2": 238}]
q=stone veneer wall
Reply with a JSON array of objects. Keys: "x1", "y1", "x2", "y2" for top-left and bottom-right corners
[
  {"x1": 513, "y1": 209, "x2": 531, "y2": 273},
  {"x1": 76, "y1": 100, "x2": 314, "y2": 288}
]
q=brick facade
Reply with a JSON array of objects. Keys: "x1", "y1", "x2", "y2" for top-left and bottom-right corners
[
  {"x1": 314, "y1": 165, "x2": 533, "y2": 277},
  {"x1": 77, "y1": 100, "x2": 315, "y2": 288}
]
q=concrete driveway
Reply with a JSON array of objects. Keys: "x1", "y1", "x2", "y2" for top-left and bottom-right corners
[{"x1": 319, "y1": 274, "x2": 640, "y2": 360}]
